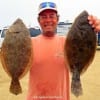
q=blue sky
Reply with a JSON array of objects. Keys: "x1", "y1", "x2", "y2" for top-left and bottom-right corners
[{"x1": 0, "y1": 0, "x2": 100, "y2": 28}]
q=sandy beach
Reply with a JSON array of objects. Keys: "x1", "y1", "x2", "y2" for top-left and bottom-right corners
[{"x1": 0, "y1": 50, "x2": 100, "y2": 100}]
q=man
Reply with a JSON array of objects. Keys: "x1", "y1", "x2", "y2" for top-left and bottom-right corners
[{"x1": 26, "y1": 2, "x2": 100, "y2": 100}]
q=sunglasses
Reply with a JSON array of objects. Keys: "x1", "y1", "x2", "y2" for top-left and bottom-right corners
[{"x1": 39, "y1": 2, "x2": 56, "y2": 9}]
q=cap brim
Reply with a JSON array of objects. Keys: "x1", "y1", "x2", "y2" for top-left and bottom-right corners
[{"x1": 38, "y1": 7, "x2": 57, "y2": 15}]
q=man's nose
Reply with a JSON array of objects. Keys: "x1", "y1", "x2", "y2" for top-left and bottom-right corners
[{"x1": 45, "y1": 16, "x2": 53, "y2": 21}]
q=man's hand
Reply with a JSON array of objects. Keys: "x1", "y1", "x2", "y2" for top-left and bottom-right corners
[{"x1": 88, "y1": 15, "x2": 100, "y2": 32}]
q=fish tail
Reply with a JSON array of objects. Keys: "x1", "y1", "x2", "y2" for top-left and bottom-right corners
[
  {"x1": 71, "y1": 69, "x2": 83, "y2": 97},
  {"x1": 10, "y1": 78, "x2": 22, "y2": 95}
]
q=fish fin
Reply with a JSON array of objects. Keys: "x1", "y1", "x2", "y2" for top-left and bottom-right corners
[
  {"x1": 10, "y1": 78, "x2": 22, "y2": 95},
  {"x1": 71, "y1": 69, "x2": 83, "y2": 97}
]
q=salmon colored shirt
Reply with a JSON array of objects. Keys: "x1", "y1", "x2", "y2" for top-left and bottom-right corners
[{"x1": 26, "y1": 34, "x2": 70, "y2": 100}]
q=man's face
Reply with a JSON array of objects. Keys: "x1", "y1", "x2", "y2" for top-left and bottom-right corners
[{"x1": 38, "y1": 10, "x2": 59, "y2": 35}]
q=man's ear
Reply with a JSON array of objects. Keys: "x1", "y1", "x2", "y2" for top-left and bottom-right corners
[
  {"x1": 37, "y1": 16, "x2": 40, "y2": 23},
  {"x1": 57, "y1": 15, "x2": 59, "y2": 22}
]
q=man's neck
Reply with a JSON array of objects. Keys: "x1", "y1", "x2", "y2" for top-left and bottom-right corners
[{"x1": 42, "y1": 32, "x2": 56, "y2": 37}]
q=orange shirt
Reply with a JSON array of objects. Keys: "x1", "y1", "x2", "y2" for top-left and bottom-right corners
[{"x1": 26, "y1": 34, "x2": 70, "y2": 100}]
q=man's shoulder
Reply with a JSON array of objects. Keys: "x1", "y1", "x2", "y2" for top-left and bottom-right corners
[
  {"x1": 31, "y1": 34, "x2": 41, "y2": 39},
  {"x1": 57, "y1": 35, "x2": 66, "y2": 40}
]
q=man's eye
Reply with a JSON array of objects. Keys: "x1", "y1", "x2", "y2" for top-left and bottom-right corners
[
  {"x1": 50, "y1": 15, "x2": 55, "y2": 18},
  {"x1": 41, "y1": 16, "x2": 47, "y2": 19}
]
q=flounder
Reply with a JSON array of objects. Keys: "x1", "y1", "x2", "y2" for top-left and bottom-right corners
[
  {"x1": 0, "y1": 19, "x2": 33, "y2": 95},
  {"x1": 64, "y1": 11, "x2": 96, "y2": 97}
]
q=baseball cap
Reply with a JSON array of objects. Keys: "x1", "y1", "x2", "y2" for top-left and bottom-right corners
[{"x1": 38, "y1": 2, "x2": 58, "y2": 15}]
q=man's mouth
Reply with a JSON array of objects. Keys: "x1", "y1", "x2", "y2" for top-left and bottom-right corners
[{"x1": 44, "y1": 23, "x2": 53, "y2": 27}]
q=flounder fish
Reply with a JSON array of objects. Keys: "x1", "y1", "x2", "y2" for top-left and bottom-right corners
[
  {"x1": 64, "y1": 11, "x2": 96, "y2": 97},
  {"x1": 0, "y1": 18, "x2": 33, "y2": 95}
]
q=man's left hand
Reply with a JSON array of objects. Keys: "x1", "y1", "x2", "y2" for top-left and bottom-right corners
[{"x1": 88, "y1": 15, "x2": 100, "y2": 32}]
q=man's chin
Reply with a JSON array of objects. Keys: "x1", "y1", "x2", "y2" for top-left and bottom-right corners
[{"x1": 45, "y1": 30, "x2": 54, "y2": 33}]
